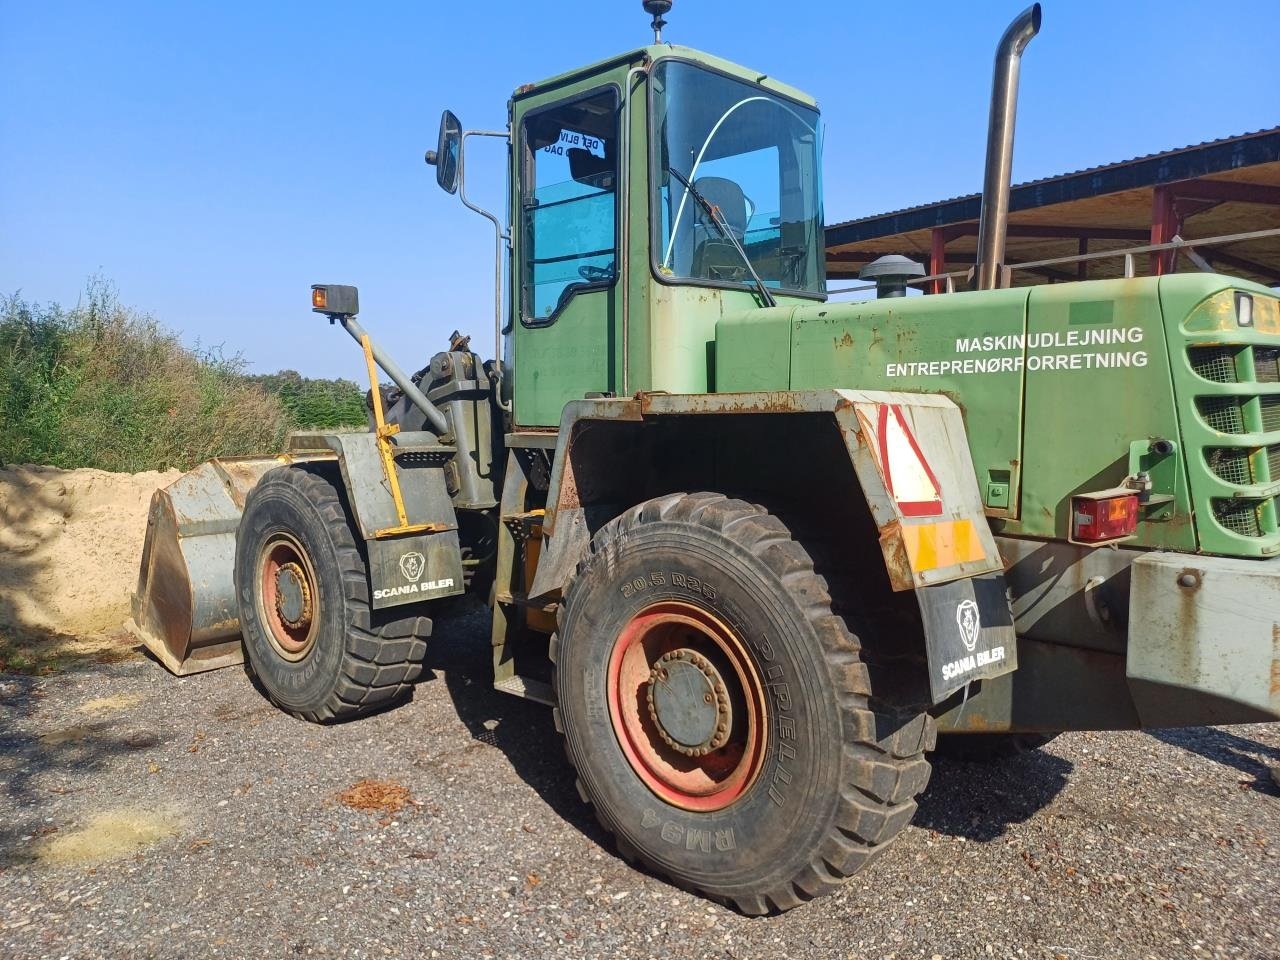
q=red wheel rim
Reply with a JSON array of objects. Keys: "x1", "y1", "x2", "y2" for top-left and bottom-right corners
[
  {"x1": 258, "y1": 533, "x2": 318, "y2": 661},
  {"x1": 607, "y1": 600, "x2": 767, "y2": 812}
]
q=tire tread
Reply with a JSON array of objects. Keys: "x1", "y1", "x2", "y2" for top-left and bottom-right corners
[
  {"x1": 239, "y1": 465, "x2": 430, "y2": 723},
  {"x1": 552, "y1": 492, "x2": 934, "y2": 915}
]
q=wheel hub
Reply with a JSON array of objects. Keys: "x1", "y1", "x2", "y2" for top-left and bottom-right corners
[
  {"x1": 646, "y1": 648, "x2": 732, "y2": 757},
  {"x1": 274, "y1": 562, "x2": 312, "y2": 630},
  {"x1": 607, "y1": 600, "x2": 767, "y2": 812}
]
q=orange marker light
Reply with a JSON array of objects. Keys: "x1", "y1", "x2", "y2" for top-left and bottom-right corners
[{"x1": 312, "y1": 287, "x2": 328, "y2": 310}]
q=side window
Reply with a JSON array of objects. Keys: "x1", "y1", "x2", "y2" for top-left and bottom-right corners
[{"x1": 521, "y1": 89, "x2": 619, "y2": 324}]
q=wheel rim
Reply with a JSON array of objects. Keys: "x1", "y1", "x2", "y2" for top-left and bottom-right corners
[
  {"x1": 607, "y1": 600, "x2": 768, "y2": 812},
  {"x1": 258, "y1": 533, "x2": 319, "y2": 661}
]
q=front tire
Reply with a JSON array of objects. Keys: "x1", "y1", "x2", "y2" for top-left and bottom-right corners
[
  {"x1": 234, "y1": 464, "x2": 429, "y2": 723},
  {"x1": 552, "y1": 493, "x2": 934, "y2": 913}
]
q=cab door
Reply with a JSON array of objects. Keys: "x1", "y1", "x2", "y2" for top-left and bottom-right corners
[{"x1": 512, "y1": 86, "x2": 621, "y2": 427}]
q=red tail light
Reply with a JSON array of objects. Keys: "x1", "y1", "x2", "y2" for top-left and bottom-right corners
[{"x1": 1072, "y1": 491, "x2": 1139, "y2": 544}]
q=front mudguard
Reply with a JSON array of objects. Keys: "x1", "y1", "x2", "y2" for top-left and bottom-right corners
[
  {"x1": 285, "y1": 431, "x2": 465, "y2": 609},
  {"x1": 528, "y1": 390, "x2": 1017, "y2": 704}
]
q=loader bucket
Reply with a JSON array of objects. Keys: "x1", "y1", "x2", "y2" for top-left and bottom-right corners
[{"x1": 127, "y1": 456, "x2": 288, "y2": 675}]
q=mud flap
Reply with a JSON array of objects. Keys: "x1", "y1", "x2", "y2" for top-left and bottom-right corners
[
  {"x1": 368, "y1": 532, "x2": 464, "y2": 609},
  {"x1": 841, "y1": 393, "x2": 1020, "y2": 705},
  {"x1": 917, "y1": 571, "x2": 1018, "y2": 704}
]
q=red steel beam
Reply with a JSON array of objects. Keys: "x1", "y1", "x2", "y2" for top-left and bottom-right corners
[
  {"x1": 929, "y1": 227, "x2": 946, "y2": 295},
  {"x1": 1150, "y1": 185, "x2": 1179, "y2": 275},
  {"x1": 1168, "y1": 179, "x2": 1280, "y2": 206}
]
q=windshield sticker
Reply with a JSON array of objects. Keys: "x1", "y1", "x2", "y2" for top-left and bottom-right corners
[{"x1": 542, "y1": 129, "x2": 604, "y2": 158}]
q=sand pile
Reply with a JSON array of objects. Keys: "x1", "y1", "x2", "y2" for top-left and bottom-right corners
[{"x1": 0, "y1": 465, "x2": 180, "y2": 641}]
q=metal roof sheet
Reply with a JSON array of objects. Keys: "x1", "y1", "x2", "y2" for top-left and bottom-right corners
[{"x1": 826, "y1": 127, "x2": 1280, "y2": 241}]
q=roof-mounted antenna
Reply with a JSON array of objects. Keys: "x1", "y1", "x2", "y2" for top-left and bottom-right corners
[{"x1": 643, "y1": 1, "x2": 672, "y2": 43}]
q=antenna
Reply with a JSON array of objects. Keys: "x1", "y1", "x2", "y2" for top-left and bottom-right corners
[{"x1": 642, "y1": 1, "x2": 672, "y2": 43}]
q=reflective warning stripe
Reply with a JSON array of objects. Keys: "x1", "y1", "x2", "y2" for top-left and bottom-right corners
[
  {"x1": 874, "y1": 403, "x2": 943, "y2": 518},
  {"x1": 899, "y1": 519, "x2": 987, "y2": 572}
]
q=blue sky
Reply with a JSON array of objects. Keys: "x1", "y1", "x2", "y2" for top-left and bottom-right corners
[{"x1": 2, "y1": 1, "x2": 1276, "y2": 381}]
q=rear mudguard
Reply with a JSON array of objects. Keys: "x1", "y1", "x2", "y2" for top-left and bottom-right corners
[{"x1": 528, "y1": 390, "x2": 1016, "y2": 704}]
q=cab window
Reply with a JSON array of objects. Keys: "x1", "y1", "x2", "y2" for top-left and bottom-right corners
[
  {"x1": 651, "y1": 61, "x2": 824, "y2": 296},
  {"x1": 520, "y1": 89, "x2": 619, "y2": 324}
]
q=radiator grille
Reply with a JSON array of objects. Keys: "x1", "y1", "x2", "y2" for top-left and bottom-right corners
[
  {"x1": 1188, "y1": 345, "x2": 1238, "y2": 382},
  {"x1": 1196, "y1": 396, "x2": 1247, "y2": 435},
  {"x1": 1262, "y1": 396, "x2": 1280, "y2": 432},
  {"x1": 1206, "y1": 447, "x2": 1253, "y2": 485},
  {"x1": 1212, "y1": 499, "x2": 1264, "y2": 538},
  {"x1": 1187, "y1": 338, "x2": 1280, "y2": 542},
  {"x1": 1255, "y1": 347, "x2": 1280, "y2": 383}
]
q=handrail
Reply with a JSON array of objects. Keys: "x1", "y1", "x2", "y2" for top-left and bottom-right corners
[
  {"x1": 1012, "y1": 226, "x2": 1280, "y2": 271},
  {"x1": 827, "y1": 226, "x2": 1280, "y2": 296}
]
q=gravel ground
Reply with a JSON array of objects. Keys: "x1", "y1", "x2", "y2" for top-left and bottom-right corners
[{"x1": 1, "y1": 610, "x2": 1277, "y2": 960}]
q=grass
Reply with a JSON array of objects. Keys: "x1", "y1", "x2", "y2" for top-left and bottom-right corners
[
  {"x1": 250, "y1": 369, "x2": 368, "y2": 432},
  {"x1": 0, "y1": 279, "x2": 367, "y2": 473}
]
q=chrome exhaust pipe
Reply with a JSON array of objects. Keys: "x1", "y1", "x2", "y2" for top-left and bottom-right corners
[{"x1": 974, "y1": 3, "x2": 1041, "y2": 291}]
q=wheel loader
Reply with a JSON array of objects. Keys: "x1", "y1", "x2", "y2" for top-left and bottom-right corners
[{"x1": 127, "y1": 2, "x2": 1280, "y2": 913}]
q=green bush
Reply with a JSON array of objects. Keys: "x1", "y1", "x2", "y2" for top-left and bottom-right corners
[
  {"x1": 0, "y1": 280, "x2": 365, "y2": 473},
  {"x1": 251, "y1": 369, "x2": 368, "y2": 432}
]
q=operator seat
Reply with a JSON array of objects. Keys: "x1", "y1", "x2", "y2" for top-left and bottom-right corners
[
  {"x1": 566, "y1": 146, "x2": 615, "y2": 191},
  {"x1": 691, "y1": 176, "x2": 750, "y2": 281}
]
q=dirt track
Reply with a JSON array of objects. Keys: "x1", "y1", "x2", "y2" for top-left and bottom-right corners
[{"x1": 1, "y1": 609, "x2": 1277, "y2": 960}]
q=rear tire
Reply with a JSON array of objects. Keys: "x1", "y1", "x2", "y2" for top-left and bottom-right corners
[
  {"x1": 234, "y1": 464, "x2": 429, "y2": 723},
  {"x1": 933, "y1": 732, "x2": 1059, "y2": 761},
  {"x1": 551, "y1": 493, "x2": 934, "y2": 914}
]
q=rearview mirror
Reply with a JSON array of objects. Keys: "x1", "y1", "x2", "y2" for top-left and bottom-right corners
[{"x1": 432, "y1": 110, "x2": 462, "y2": 195}]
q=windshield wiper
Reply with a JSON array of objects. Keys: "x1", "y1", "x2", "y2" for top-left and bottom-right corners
[{"x1": 668, "y1": 167, "x2": 777, "y2": 308}]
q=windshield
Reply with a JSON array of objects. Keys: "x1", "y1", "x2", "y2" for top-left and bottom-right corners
[{"x1": 651, "y1": 60, "x2": 824, "y2": 297}]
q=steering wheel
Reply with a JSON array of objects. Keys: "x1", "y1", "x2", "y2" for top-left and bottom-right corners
[{"x1": 578, "y1": 263, "x2": 614, "y2": 282}]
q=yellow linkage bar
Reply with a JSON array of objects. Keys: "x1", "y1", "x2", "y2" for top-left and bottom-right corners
[{"x1": 360, "y1": 334, "x2": 438, "y2": 539}]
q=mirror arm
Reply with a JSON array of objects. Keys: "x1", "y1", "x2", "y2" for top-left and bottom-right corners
[{"x1": 457, "y1": 129, "x2": 512, "y2": 404}]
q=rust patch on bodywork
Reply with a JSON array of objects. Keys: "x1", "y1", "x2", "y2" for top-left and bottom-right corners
[
  {"x1": 877, "y1": 519, "x2": 915, "y2": 592},
  {"x1": 636, "y1": 390, "x2": 812, "y2": 416},
  {"x1": 555, "y1": 431, "x2": 584, "y2": 513},
  {"x1": 1173, "y1": 567, "x2": 1204, "y2": 685}
]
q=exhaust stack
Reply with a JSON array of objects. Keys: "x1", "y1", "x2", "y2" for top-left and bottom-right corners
[{"x1": 974, "y1": 3, "x2": 1041, "y2": 291}]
